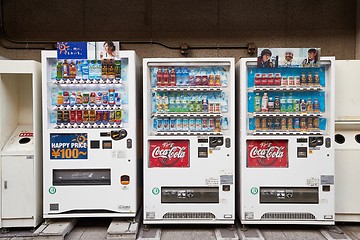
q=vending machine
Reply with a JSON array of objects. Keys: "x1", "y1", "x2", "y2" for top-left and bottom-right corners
[
  {"x1": 334, "y1": 60, "x2": 360, "y2": 222},
  {"x1": 0, "y1": 60, "x2": 42, "y2": 228},
  {"x1": 143, "y1": 58, "x2": 235, "y2": 224},
  {"x1": 42, "y1": 50, "x2": 140, "y2": 218},
  {"x1": 237, "y1": 56, "x2": 335, "y2": 225}
]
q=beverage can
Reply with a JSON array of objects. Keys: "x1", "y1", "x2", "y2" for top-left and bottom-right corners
[
  {"x1": 307, "y1": 117, "x2": 313, "y2": 129},
  {"x1": 215, "y1": 74, "x2": 221, "y2": 86},
  {"x1": 115, "y1": 110, "x2": 122, "y2": 124},
  {"x1": 314, "y1": 72, "x2": 320, "y2": 85},
  {"x1": 254, "y1": 117, "x2": 261, "y2": 130},
  {"x1": 82, "y1": 93, "x2": 89, "y2": 105},
  {"x1": 307, "y1": 72, "x2": 313, "y2": 85},
  {"x1": 70, "y1": 110, "x2": 76, "y2": 125},
  {"x1": 300, "y1": 72, "x2": 307, "y2": 85},
  {"x1": 313, "y1": 118, "x2": 319, "y2": 129},
  {"x1": 208, "y1": 74, "x2": 215, "y2": 86},
  {"x1": 89, "y1": 110, "x2": 96, "y2": 124},
  {"x1": 163, "y1": 118, "x2": 170, "y2": 131},
  {"x1": 102, "y1": 110, "x2": 109, "y2": 124},
  {"x1": 288, "y1": 76, "x2": 294, "y2": 85},
  {"x1": 294, "y1": 76, "x2": 301, "y2": 86},
  {"x1": 89, "y1": 92, "x2": 96, "y2": 106},
  {"x1": 195, "y1": 119, "x2": 202, "y2": 131},
  {"x1": 254, "y1": 73, "x2": 261, "y2": 86},
  {"x1": 209, "y1": 118, "x2": 215, "y2": 131},
  {"x1": 96, "y1": 92, "x2": 102, "y2": 106},
  {"x1": 202, "y1": 118, "x2": 208, "y2": 131},
  {"x1": 294, "y1": 99, "x2": 300, "y2": 112},
  {"x1": 76, "y1": 110, "x2": 83, "y2": 124},
  {"x1": 201, "y1": 75, "x2": 209, "y2": 86},
  {"x1": 215, "y1": 103, "x2": 221, "y2": 113},
  {"x1": 262, "y1": 117, "x2": 267, "y2": 130},
  {"x1": 261, "y1": 73, "x2": 268, "y2": 85},
  {"x1": 183, "y1": 118, "x2": 189, "y2": 131},
  {"x1": 63, "y1": 110, "x2": 70, "y2": 124},
  {"x1": 176, "y1": 118, "x2": 183, "y2": 131},
  {"x1": 95, "y1": 111, "x2": 102, "y2": 125},
  {"x1": 195, "y1": 75, "x2": 202, "y2": 86},
  {"x1": 83, "y1": 110, "x2": 89, "y2": 124},
  {"x1": 209, "y1": 103, "x2": 215, "y2": 113},
  {"x1": 215, "y1": 118, "x2": 221, "y2": 132},
  {"x1": 189, "y1": 75, "x2": 195, "y2": 86},
  {"x1": 287, "y1": 117, "x2": 293, "y2": 130},
  {"x1": 170, "y1": 118, "x2": 176, "y2": 131},
  {"x1": 63, "y1": 91, "x2": 70, "y2": 106},
  {"x1": 300, "y1": 117, "x2": 307, "y2": 130},
  {"x1": 157, "y1": 118, "x2": 163, "y2": 131},
  {"x1": 109, "y1": 110, "x2": 115, "y2": 124},
  {"x1": 102, "y1": 91, "x2": 109, "y2": 106},
  {"x1": 293, "y1": 117, "x2": 300, "y2": 129},
  {"x1": 267, "y1": 117, "x2": 273, "y2": 130},
  {"x1": 281, "y1": 76, "x2": 288, "y2": 86},
  {"x1": 274, "y1": 117, "x2": 281, "y2": 130},
  {"x1": 300, "y1": 99, "x2": 307, "y2": 113},
  {"x1": 313, "y1": 98, "x2": 320, "y2": 112},
  {"x1": 306, "y1": 98, "x2": 313, "y2": 112},
  {"x1": 76, "y1": 92, "x2": 83, "y2": 106},
  {"x1": 57, "y1": 110, "x2": 63, "y2": 125},
  {"x1": 189, "y1": 118, "x2": 196, "y2": 131},
  {"x1": 281, "y1": 117, "x2": 287, "y2": 130}
]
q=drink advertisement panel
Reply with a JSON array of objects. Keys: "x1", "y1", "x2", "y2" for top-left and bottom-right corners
[
  {"x1": 149, "y1": 140, "x2": 190, "y2": 168},
  {"x1": 247, "y1": 140, "x2": 288, "y2": 168}
]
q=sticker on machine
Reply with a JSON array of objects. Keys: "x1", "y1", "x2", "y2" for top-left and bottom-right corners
[
  {"x1": 321, "y1": 175, "x2": 334, "y2": 185},
  {"x1": 50, "y1": 133, "x2": 88, "y2": 159},
  {"x1": 148, "y1": 140, "x2": 189, "y2": 167},
  {"x1": 247, "y1": 140, "x2": 288, "y2": 168}
]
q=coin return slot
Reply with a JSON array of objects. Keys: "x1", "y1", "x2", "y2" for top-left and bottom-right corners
[{"x1": 334, "y1": 134, "x2": 345, "y2": 144}]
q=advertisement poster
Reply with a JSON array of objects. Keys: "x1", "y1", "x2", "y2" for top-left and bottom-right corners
[
  {"x1": 95, "y1": 41, "x2": 120, "y2": 60},
  {"x1": 50, "y1": 133, "x2": 88, "y2": 160},
  {"x1": 247, "y1": 140, "x2": 288, "y2": 168},
  {"x1": 57, "y1": 42, "x2": 93, "y2": 60},
  {"x1": 257, "y1": 48, "x2": 321, "y2": 68},
  {"x1": 149, "y1": 140, "x2": 190, "y2": 167}
]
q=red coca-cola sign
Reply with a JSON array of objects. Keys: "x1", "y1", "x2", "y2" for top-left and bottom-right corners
[
  {"x1": 247, "y1": 140, "x2": 288, "y2": 168},
  {"x1": 149, "y1": 140, "x2": 190, "y2": 168}
]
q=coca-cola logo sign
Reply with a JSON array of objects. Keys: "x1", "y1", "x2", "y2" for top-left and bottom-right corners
[
  {"x1": 247, "y1": 140, "x2": 288, "y2": 168},
  {"x1": 149, "y1": 140, "x2": 189, "y2": 167}
]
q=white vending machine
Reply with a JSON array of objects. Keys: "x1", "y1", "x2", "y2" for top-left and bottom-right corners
[
  {"x1": 238, "y1": 57, "x2": 335, "y2": 225},
  {"x1": 0, "y1": 60, "x2": 42, "y2": 228},
  {"x1": 42, "y1": 50, "x2": 140, "y2": 218},
  {"x1": 143, "y1": 58, "x2": 235, "y2": 224},
  {"x1": 334, "y1": 60, "x2": 360, "y2": 222}
]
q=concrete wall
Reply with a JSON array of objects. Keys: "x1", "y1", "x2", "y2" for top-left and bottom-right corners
[{"x1": 0, "y1": 0, "x2": 356, "y2": 62}]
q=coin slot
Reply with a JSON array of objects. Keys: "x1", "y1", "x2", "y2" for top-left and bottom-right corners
[
  {"x1": 19, "y1": 137, "x2": 31, "y2": 144},
  {"x1": 355, "y1": 134, "x2": 360, "y2": 144}
]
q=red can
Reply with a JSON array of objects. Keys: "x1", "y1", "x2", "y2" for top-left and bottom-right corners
[
  {"x1": 261, "y1": 73, "x2": 268, "y2": 85},
  {"x1": 267, "y1": 73, "x2": 274, "y2": 85},
  {"x1": 70, "y1": 110, "x2": 76, "y2": 125},
  {"x1": 76, "y1": 110, "x2": 83, "y2": 124},
  {"x1": 274, "y1": 73, "x2": 281, "y2": 85}
]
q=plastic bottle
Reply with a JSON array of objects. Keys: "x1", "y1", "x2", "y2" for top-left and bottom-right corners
[
  {"x1": 254, "y1": 93, "x2": 261, "y2": 112},
  {"x1": 176, "y1": 68, "x2": 182, "y2": 86},
  {"x1": 76, "y1": 60, "x2": 82, "y2": 80},
  {"x1": 261, "y1": 92, "x2": 268, "y2": 112},
  {"x1": 287, "y1": 93, "x2": 293, "y2": 112},
  {"x1": 280, "y1": 93, "x2": 287, "y2": 112},
  {"x1": 82, "y1": 60, "x2": 89, "y2": 80},
  {"x1": 95, "y1": 60, "x2": 102, "y2": 80},
  {"x1": 88, "y1": 60, "x2": 95, "y2": 80},
  {"x1": 56, "y1": 61, "x2": 62, "y2": 80}
]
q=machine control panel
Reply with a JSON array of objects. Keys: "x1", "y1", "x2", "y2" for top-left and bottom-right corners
[
  {"x1": 161, "y1": 187, "x2": 219, "y2": 203},
  {"x1": 260, "y1": 187, "x2": 319, "y2": 204}
]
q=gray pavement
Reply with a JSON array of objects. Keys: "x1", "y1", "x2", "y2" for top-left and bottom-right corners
[{"x1": 1, "y1": 219, "x2": 360, "y2": 239}]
